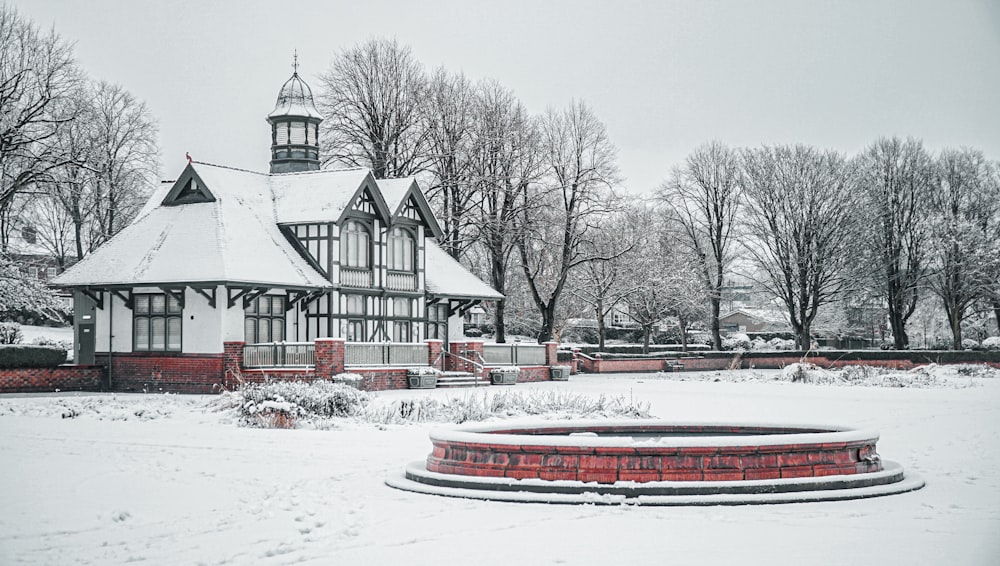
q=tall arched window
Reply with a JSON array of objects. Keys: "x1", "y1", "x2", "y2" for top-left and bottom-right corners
[
  {"x1": 340, "y1": 221, "x2": 370, "y2": 269},
  {"x1": 387, "y1": 227, "x2": 415, "y2": 272}
]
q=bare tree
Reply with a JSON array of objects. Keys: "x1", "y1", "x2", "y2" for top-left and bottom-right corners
[
  {"x1": 926, "y1": 148, "x2": 999, "y2": 349},
  {"x1": 657, "y1": 141, "x2": 742, "y2": 350},
  {"x1": 855, "y1": 137, "x2": 935, "y2": 349},
  {"x1": 572, "y1": 204, "x2": 643, "y2": 349},
  {"x1": 85, "y1": 81, "x2": 159, "y2": 250},
  {"x1": 0, "y1": 5, "x2": 83, "y2": 220},
  {"x1": 421, "y1": 68, "x2": 476, "y2": 259},
  {"x1": 517, "y1": 100, "x2": 622, "y2": 343},
  {"x1": 317, "y1": 38, "x2": 429, "y2": 179},
  {"x1": 741, "y1": 145, "x2": 861, "y2": 350},
  {"x1": 468, "y1": 81, "x2": 542, "y2": 342},
  {"x1": 622, "y1": 225, "x2": 704, "y2": 354}
]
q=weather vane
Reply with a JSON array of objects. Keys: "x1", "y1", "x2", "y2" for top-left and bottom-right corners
[{"x1": 292, "y1": 49, "x2": 299, "y2": 74}]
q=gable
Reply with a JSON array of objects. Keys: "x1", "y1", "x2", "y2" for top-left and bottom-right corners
[
  {"x1": 392, "y1": 183, "x2": 444, "y2": 238},
  {"x1": 161, "y1": 165, "x2": 215, "y2": 206},
  {"x1": 337, "y1": 174, "x2": 392, "y2": 224}
]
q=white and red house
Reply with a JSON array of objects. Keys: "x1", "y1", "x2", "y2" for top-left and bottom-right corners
[{"x1": 48, "y1": 68, "x2": 552, "y2": 393}]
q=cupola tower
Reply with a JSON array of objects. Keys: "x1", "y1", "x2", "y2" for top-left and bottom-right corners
[{"x1": 267, "y1": 53, "x2": 323, "y2": 173}]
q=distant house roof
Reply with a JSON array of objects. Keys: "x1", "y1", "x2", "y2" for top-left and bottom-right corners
[{"x1": 424, "y1": 243, "x2": 503, "y2": 301}]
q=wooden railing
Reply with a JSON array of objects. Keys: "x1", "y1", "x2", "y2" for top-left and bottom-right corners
[
  {"x1": 482, "y1": 343, "x2": 546, "y2": 366},
  {"x1": 244, "y1": 342, "x2": 315, "y2": 368},
  {"x1": 341, "y1": 267, "x2": 372, "y2": 288},
  {"x1": 386, "y1": 270, "x2": 416, "y2": 291},
  {"x1": 345, "y1": 342, "x2": 428, "y2": 366}
]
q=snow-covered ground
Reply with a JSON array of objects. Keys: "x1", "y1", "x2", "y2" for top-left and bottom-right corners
[{"x1": 1, "y1": 370, "x2": 998, "y2": 565}]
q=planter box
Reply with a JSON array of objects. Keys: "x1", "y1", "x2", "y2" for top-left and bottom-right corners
[
  {"x1": 550, "y1": 365, "x2": 570, "y2": 381},
  {"x1": 407, "y1": 371, "x2": 438, "y2": 389},
  {"x1": 490, "y1": 367, "x2": 519, "y2": 385}
]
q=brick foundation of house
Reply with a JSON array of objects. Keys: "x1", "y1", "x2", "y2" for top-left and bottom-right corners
[
  {"x1": 0, "y1": 365, "x2": 104, "y2": 393},
  {"x1": 96, "y1": 352, "x2": 225, "y2": 394}
]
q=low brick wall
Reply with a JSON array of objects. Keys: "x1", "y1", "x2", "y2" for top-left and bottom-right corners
[
  {"x1": 512, "y1": 366, "x2": 550, "y2": 382},
  {"x1": 346, "y1": 368, "x2": 408, "y2": 391},
  {"x1": 0, "y1": 365, "x2": 104, "y2": 393},
  {"x1": 98, "y1": 353, "x2": 225, "y2": 394},
  {"x1": 575, "y1": 350, "x2": 1000, "y2": 373}
]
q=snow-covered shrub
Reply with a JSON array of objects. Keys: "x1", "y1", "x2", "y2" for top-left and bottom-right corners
[
  {"x1": 0, "y1": 322, "x2": 23, "y2": 344},
  {"x1": 366, "y1": 389, "x2": 653, "y2": 424},
  {"x1": 961, "y1": 338, "x2": 980, "y2": 351},
  {"x1": 768, "y1": 337, "x2": 796, "y2": 350},
  {"x1": 721, "y1": 333, "x2": 751, "y2": 351},
  {"x1": 227, "y1": 381, "x2": 653, "y2": 428},
  {"x1": 238, "y1": 380, "x2": 370, "y2": 428},
  {"x1": 750, "y1": 338, "x2": 768, "y2": 351},
  {"x1": 782, "y1": 362, "x2": 821, "y2": 383},
  {"x1": 982, "y1": 337, "x2": 1000, "y2": 351}
]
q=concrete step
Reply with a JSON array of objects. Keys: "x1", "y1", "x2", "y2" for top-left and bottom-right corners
[{"x1": 437, "y1": 372, "x2": 491, "y2": 388}]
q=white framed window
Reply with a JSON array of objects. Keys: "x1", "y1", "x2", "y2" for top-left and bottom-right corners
[
  {"x1": 341, "y1": 221, "x2": 370, "y2": 269},
  {"x1": 387, "y1": 227, "x2": 414, "y2": 272}
]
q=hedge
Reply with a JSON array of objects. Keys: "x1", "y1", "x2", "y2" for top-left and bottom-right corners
[
  {"x1": 571, "y1": 344, "x2": 712, "y2": 355},
  {"x1": 0, "y1": 345, "x2": 69, "y2": 368},
  {"x1": 559, "y1": 348, "x2": 1000, "y2": 364}
]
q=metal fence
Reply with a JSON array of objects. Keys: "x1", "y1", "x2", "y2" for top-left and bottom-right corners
[
  {"x1": 243, "y1": 342, "x2": 315, "y2": 368},
  {"x1": 482, "y1": 343, "x2": 547, "y2": 366},
  {"x1": 345, "y1": 342, "x2": 428, "y2": 366}
]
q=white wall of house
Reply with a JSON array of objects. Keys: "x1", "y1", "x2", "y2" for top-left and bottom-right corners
[
  {"x1": 94, "y1": 292, "x2": 133, "y2": 353},
  {"x1": 183, "y1": 287, "x2": 224, "y2": 354},
  {"x1": 222, "y1": 290, "x2": 246, "y2": 342},
  {"x1": 447, "y1": 311, "x2": 465, "y2": 341}
]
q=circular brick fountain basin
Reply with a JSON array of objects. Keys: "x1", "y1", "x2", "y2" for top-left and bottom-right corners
[{"x1": 386, "y1": 420, "x2": 925, "y2": 505}]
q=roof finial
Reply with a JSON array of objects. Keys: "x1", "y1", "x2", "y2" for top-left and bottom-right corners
[{"x1": 292, "y1": 49, "x2": 299, "y2": 74}]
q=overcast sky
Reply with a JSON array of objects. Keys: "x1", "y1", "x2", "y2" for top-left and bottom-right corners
[{"x1": 15, "y1": 0, "x2": 1000, "y2": 194}]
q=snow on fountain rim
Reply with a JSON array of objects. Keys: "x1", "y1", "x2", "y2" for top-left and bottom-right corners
[{"x1": 430, "y1": 419, "x2": 879, "y2": 448}]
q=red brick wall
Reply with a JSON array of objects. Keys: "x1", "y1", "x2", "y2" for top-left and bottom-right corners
[
  {"x1": 97, "y1": 352, "x2": 224, "y2": 394},
  {"x1": 222, "y1": 341, "x2": 245, "y2": 390},
  {"x1": 0, "y1": 366, "x2": 103, "y2": 393},
  {"x1": 448, "y1": 341, "x2": 484, "y2": 375},
  {"x1": 315, "y1": 338, "x2": 345, "y2": 377},
  {"x1": 348, "y1": 368, "x2": 408, "y2": 391},
  {"x1": 514, "y1": 366, "x2": 550, "y2": 382},
  {"x1": 426, "y1": 339, "x2": 444, "y2": 371}
]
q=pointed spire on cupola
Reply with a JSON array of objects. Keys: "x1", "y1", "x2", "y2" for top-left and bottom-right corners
[{"x1": 267, "y1": 51, "x2": 323, "y2": 173}]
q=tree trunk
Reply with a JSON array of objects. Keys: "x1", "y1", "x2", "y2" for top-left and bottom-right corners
[
  {"x1": 595, "y1": 298, "x2": 606, "y2": 350},
  {"x1": 710, "y1": 296, "x2": 722, "y2": 350},
  {"x1": 993, "y1": 300, "x2": 1000, "y2": 335},
  {"x1": 946, "y1": 303, "x2": 963, "y2": 350},
  {"x1": 642, "y1": 325, "x2": 651, "y2": 355},
  {"x1": 537, "y1": 302, "x2": 556, "y2": 344},
  {"x1": 888, "y1": 309, "x2": 909, "y2": 350},
  {"x1": 495, "y1": 299, "x2": 506, "y2": 344},
  {"x1": 678, "y1": 316, "x2": 689, "y2": 353}
]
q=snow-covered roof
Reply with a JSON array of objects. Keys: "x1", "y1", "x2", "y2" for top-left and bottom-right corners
[
  {"x1": 272, "y1": 168, "x2": 376, "y2": 224},
  {"x1": 54, "y1": 161, "x2": 500, "y2": 301},
  {"x1": 376, "y1": 178, "x2": 416, "y2": 213},
  {"x1": 51, "y1": 192, "x2": 329, "y2": 290},
  {"x1": 424, "y1": 243, "x2": 503, "y2": 301}
]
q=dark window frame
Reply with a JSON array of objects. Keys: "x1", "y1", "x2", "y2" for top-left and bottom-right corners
[
  {"x1": 244, "y1": 295, "x2": 287, "y2": 343},
  {"x1": 133, "y1": 293, "x2": 183, "y2": 352}
]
